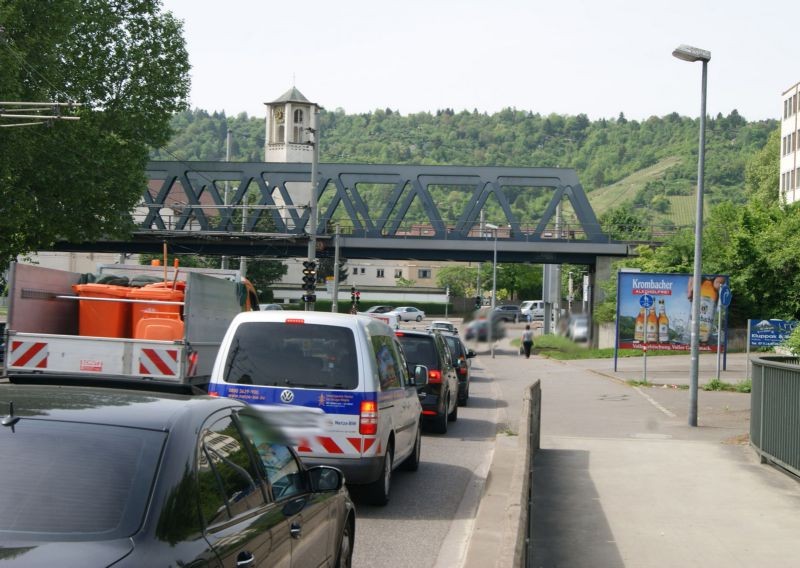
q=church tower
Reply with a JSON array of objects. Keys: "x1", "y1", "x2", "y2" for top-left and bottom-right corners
[{"x1": 264, "y1": 86, "x2": 318, "y2": 164}]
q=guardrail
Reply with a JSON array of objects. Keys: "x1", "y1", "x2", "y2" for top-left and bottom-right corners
[{"x1": 750, "y1": 356, "x2": 800, "y2": 478}]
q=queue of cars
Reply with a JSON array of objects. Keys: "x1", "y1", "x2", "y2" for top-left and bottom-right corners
[{"x1": 0, "y1": 306, "x2": 473, "y2": 565}]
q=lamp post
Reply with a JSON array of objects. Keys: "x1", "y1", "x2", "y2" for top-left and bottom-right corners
[
  {"x1": 485, "y1": 223, "x2": 499, "y2": 358},
  {"x1": 673, "y1": 43, "x2": 711, "y2": 427}
]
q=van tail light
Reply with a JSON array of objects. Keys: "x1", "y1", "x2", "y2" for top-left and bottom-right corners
[
  {"x1": 428, "y1": 369, "x2": 442, "y2": 384},
  {"x1": 359, "y1": 400, "x2": 378, "y2": 435}
]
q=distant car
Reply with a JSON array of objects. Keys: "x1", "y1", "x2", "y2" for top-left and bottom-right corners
[
  {"x1": 396, "y1": 329, "x2": 459, "y2": 434},
  {"x1": 428, "y1": 320, "x2": 458, "y2": 334},
  {"x1": 441, "y1": 333, "x2": 476, "y2": 405},
  {"x1": 364, "y1": 305, "x2": 395, "y2": 314},
  {"x1": 493, "y1": 304, "x2": 522, "y2": 323},
  {"x1": 568, "y1": 314, "x2": 590, "y2": 342},
  {"x1": 259, "y1": 303, "x2": 284, "y2": 311},
  {"x1": 463, "y1": 318, "x2": 506, "y2": 342},
  {"x1": 391, "y1": 306, "x2": 426, "y2": 322},
  {"x1": 0, "y1": 379, "x2": 355, "y2": 567}
]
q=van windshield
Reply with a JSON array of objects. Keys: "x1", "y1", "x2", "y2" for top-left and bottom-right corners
[{"x1": 224, "y1": 322, "x2": 359, "y2": 390}]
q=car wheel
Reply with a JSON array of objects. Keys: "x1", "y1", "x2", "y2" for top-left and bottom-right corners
[
  {"x1": 428, "y1": 401, "x2": 448, "y2": 434},
  {"x1": 336, "y1": 516, "x2": 354, "y2": 568},
  {"x1": 448, "y1": 394, "x2": 458, "y2": 422},
  {"x1": 365, "y1": 443, "x2": 393, "y2": 506},
  {"x1": 416, "y1": 315, "x2": 422, "y2": 322},
  {"x1": 400, "y1": 422, "x2": 421, "y2": 471},
  {"x1": 458, "y1": 384, "x2": 469, "y2": 406}
]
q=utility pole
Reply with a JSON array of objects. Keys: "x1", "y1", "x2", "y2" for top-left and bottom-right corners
[
  {"x1": 332, "y1": 224, "x2": 341, "y2": 313},
  {"x1": 305, "y1": 107, "x2": 320, "y2": 311},
  {"x1": 222, "y1": 128, "x2": 232, "y2": 270}
]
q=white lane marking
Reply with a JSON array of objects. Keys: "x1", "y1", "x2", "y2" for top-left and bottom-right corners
[
  {"x1": 632, "y1": 386, "x2": 677, "y2": 418},
  {"x1": 433, "y1": 371, "x2": 501, "y2": 568}
]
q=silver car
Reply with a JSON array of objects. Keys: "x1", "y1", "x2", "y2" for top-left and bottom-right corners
[{"x1": 392, "y1": 306, "x2": 426, "y2": 322}]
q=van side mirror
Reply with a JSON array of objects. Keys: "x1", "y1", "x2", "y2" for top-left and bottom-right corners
[{"x1": 411, "y1": 364, "x2": 429, "y2": 386}]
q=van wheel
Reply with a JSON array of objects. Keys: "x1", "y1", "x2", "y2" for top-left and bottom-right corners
[
  {"x1": 448, "y1": 396, "x2": 458, "y2": 422},
  {"x1": 365, "y1": 444, "x2": 393, "y2": 506},
  {"x1": 400, "y1": 424, "x2": 421, "y2": 471}
]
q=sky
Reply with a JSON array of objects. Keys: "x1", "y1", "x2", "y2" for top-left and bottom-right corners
[{"x1": 160, "y1": 0, "x2": 793, "y2": 122}]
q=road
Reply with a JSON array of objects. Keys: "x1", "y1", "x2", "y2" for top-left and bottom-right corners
[{"x1": 350, "y1": 351, "x2": 499, "y2": 568}]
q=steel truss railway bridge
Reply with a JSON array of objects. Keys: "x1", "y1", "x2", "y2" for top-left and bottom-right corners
[{"x1": 58, "y1": 161, "x2": 634, "y2": 271}]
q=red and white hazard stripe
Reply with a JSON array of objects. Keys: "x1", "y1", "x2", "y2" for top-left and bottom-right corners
[
  {"x1": 139, "y1": 348, "x2": 178, "y2": 376},
  {"x1": 295, "y1": 434, "x2": 378, "y2": 456},
  {"x1": 9, "y1": 340, "x2": 48, "y2": 369}
]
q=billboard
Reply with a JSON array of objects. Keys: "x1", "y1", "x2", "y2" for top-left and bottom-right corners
[
  {"x1": 749, "y1": 319, "x2": 798, "y2": 347},
  {"x1": 616, "y1": 272, "x2": 729, "y2": 352}
]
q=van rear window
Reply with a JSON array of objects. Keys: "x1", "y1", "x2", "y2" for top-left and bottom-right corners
[{"x1": 224, "y1": 322, "x2": 359, "y2": 390}]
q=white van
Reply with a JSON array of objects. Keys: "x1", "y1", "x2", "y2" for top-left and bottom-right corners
[
  {"x1": 520, "y1": 300, "x2": 545, "y2": 321},
  {"x1": 209, "y1": 311, "x2": 425, "y2": 505}
]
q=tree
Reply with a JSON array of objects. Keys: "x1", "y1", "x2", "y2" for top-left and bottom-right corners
[
  {"x1": 0, "y1": 0, "x2": 190, "y2": 265},
  {"x1": 435, "y1": 265, "x2": 478, "y2": 297}
]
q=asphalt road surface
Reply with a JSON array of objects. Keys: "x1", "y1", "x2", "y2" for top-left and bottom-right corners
[{"x1": 350, "y1": 355, "x2": 498, "y2": 568}]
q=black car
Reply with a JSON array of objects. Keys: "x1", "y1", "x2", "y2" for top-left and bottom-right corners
[
  {"x1": 463, "y1": 317, "x2": 506, "y2": 342},
  {"x1": 0, "y1": 378, "x2": 355, "y2": 567},
  {"x1": 441, "y1": 333, "x2": 477, "y2": 406},
  {"x1": 396, "y1": 330, "x2": 459, "y2": 434}
]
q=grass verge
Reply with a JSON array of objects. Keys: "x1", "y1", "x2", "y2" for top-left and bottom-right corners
[
  {"x1": 702, "y1": 378, "x2": 752, "y2": 393},
  {"x1": 518, "y1": 334, "x2": 693, "y2": 361}
]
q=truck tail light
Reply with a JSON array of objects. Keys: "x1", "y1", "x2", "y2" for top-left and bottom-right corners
[
  {"x1": 359, "y1": 400, "x2": 378, "y2": 435},
  {"x1": 428, "y1": 369, "x2": 442, "y2": 384}
]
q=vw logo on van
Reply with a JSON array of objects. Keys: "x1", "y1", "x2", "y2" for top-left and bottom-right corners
[{"x1": 280, "y1": 389, "x2": 295, "y2": 403}]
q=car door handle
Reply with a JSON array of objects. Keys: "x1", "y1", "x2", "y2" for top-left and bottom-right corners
[
  {"x1": 290, "y1": 521, "x2": 302, "y2": 539},
  {"x1": 236, "y1": 551, "x2": 255, "y2": 568}
]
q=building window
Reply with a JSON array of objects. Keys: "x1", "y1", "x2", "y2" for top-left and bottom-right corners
[
  {"x1": 293, "y1": 109, "x2": 305, "y2": 143},
  {"x1": 377, "y1": 269, "x2": 384, "y2": 278},
  {"x1": 394, "y1": 269, "x2": 403, "y2": 278},
  {"x1": 417, "y1": 269, "x2": 431, "y2": 279},
  {"x1": 360, "y1": 268, "x2": 365, "y2": 275},
  {"x1": 793, "y1": 169, "x2": 797, "y2": 190}
]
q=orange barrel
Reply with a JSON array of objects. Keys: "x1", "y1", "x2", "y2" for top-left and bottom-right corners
[
  {"x1": 71, "y1": 284, "x2": 132, "y2": 338},
  {"x1": 127, "y1": 286, "x2": 185, "y2": 337}
]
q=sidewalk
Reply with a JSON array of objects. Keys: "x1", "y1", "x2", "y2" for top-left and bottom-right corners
[{"x1": 465, "y1": 337, "x2": 800, "y2": 568}]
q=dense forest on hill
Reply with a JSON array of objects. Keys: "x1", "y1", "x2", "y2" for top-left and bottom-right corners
[{"x1": 152, "y1": 107, "x2": 777, "y2": 234}]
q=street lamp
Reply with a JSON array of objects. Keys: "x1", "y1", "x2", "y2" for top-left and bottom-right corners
[
  {"x1": 485, "y1": 223, "x2": 499, "y2": 358},
  {"x1": 673, "y1": 43, "x2": 710, "y2": 427}
]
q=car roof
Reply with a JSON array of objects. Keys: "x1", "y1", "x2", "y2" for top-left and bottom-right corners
[
  {"x1": 229, "y1": 309, "x2": 394, "y2": 336},
  {"x1": 0, "y1": 382, "x2": 243, "y2": 431}
]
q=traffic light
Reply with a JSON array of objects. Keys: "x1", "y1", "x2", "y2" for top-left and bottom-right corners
[
  {"x1": 350, "y1": 286, "x2": 356, "y2": 302},
  {"x1": 474, "y1": 296, "x2": 482, "y2": 310},
  {"x1": 302, "y1": 260, "x2": 317, "y2": 293},
  {"x1": 337, "y1": 259, "x2": 349, "y2": 283}
]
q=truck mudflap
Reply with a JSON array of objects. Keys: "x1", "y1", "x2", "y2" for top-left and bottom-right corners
[
  {"x1": 209, "y1": 383, "x2": 380, "y2": 458},
  {"x1": 6, "y1": 332, "x2": 187, "y2": 381}
]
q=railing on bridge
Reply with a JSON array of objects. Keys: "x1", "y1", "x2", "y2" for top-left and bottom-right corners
[{"x1": 750, "y1": 355, "x2": 800, "y2": 478}]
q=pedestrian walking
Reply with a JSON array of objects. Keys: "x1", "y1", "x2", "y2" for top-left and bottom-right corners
[{"x1": 521, "y1": 325, "x2": 534, "y2": 358}]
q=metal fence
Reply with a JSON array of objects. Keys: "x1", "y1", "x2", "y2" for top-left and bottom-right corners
[{"x1": 750, "y1": 356, "x2": 800, "y2": 478}]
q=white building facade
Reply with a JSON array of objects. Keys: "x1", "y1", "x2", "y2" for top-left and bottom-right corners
[{"x1": 780, "y1": 82, "x2": 800, "y2": 204}]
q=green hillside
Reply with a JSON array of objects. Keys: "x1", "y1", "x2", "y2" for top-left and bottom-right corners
[{"x1": 588, "y1": 156, "x2": 683, "y2": 217}]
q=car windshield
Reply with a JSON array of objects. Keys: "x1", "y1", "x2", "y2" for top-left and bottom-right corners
[
  {"x1": 0, "y1": 420, "x2": 164, "y2": 539},
  {"x1": 224, "y1": 322, "x2": 359, "y2": 389}
]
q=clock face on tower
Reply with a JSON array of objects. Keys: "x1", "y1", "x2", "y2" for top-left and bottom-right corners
[{"x1": 274, "y1": 108, "x2": 284, "y2": 122}]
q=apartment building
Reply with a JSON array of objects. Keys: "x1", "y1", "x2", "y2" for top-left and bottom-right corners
[{"x1": 780, "y1": 82, "x2": 800, "y2": 204}]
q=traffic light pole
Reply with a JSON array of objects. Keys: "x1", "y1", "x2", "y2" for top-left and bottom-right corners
[
  {"x1": 332, "y1": 224, "x2": 340, "y2": 313},
  {"x1": 305, "y1": 109, "x2": 320, "y2": 311}
]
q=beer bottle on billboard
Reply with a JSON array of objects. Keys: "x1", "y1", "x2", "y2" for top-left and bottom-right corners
[
  {"x1": 698, "y1": 278, "x2": 718, "y2": 343},
  {"x1": 658, "y1": 299, "x2": 670, "y2": 343},
  {"x1": 634, "y1": 307, "x2": 645, "y2": 341},
  {"x1": 646, "y1": 306, "x2": 658, "y2": 343}
]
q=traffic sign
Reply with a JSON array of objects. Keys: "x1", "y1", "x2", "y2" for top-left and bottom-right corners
[
  {"x1": 720, "y1": 285, "x2": 732, "y2": 307},
  {"x1": 639, "y1": 294, "x2": 654, "y2": 308}
]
